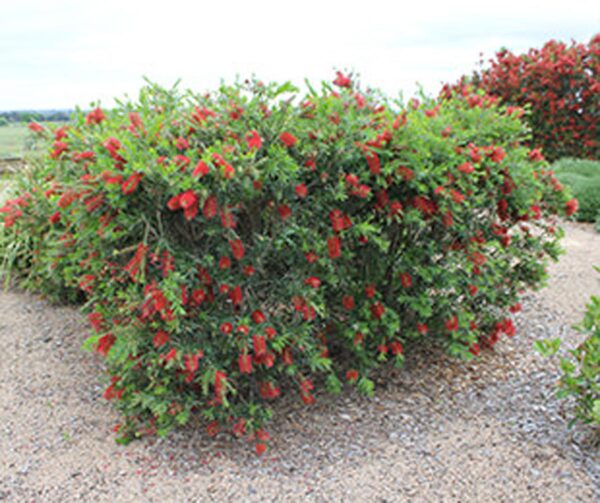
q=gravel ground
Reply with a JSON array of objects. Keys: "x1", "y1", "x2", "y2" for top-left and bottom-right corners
[{"x1": 1, "y1": 221, "x2": 599, "y2": 502}]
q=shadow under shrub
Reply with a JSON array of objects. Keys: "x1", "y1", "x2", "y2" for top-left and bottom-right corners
[{"x1": 0, "y1": 75, "x2": 574, "y2": 453}]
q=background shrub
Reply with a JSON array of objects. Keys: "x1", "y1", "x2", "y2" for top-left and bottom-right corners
[
  {"x1": 553, "y1": 158, "x2": 600, "y2": 224},
  {"x1": 446, "y1": 34, "x2": 599, "y2": 161},
  {"x1": 0, "y1": 76, "x2": 573, "y2": 452}
]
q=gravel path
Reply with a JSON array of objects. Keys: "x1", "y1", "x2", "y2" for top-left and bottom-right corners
[{"x1": 1, "y1": 221, "x2": 599, "y2": 502}]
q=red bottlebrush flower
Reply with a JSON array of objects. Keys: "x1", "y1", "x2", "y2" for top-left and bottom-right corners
[
  {"x1": 85, "y1": 107, "x2": 106, "y2": 125},
  {"x1": 277, "y1": 205, "x2": 292, "y2": 220},
  {"x1": 50, "y1": 141, "x2": 69, "y2": 159},
  {"x1": 252, "y1": 310, "x2": 266, "y2": 324},
  {"x1": 530, "y1": 205, "x2": 542, "y2": 220},
  {"x1": 238, "y1": 353, "x2": 253, "y2": 374},
  {"x1": 203, "y1": 195, "x2": 218, "y2": 219},
  {"x1": 565, "y1": 198, "x2": 578, "y2": 216},
  {"x1": 389, "y1": 200, "x2": 403, "y2": 216},
  {"x1": 333, "y1": 71, "x2": 352, "y2": 88},
  {"x1": 124, "y1": 243, "x2": 148, "y2": 281},
  {"x1": 174, "y1": 155, "x2": 191, "y2": 170},
  {"x1": 28, "y1": 121, "x2": 45, "y2": 133},
  {"x1": 509, "y1": 302, "x2": 522, "y2": 313},
  {"x1": 468, "y1": 284, "x2": 478, "y2": 297},
  {"x1": 206, "y1": 421, "x2": 219, "y2": 437},
  {"x1": 305, "y1": 276, "x2": 321, "y2": 289},
  {"x1": 279, "y1": 131, "x2": 297, "y2": 147},
  {"x1": 502, "y1": 318, "x2": 516, "y2": 337},
  {"x1": 365, "y1": 150, "x2": 381, "y2": 175},
  {"x1": 470, "y1": 252, "x2": 487, "y2": 266},
  {"x1": 229, "y1": 285, "x2": 243, "y2": 307},
  {"x1": 153, "y1": 330, "x2": 169, "y2": 348},
  {"x1": 175, "y1": 137, "x2": 189, "y2": 150},
  {"x1": 246, "y1": 130, "x2": 262, "y2": 150},
  {"x1": 220, "y1": 208, "x2": 237, "y2": 229},
  {"x1": 295, "y1": 183, "x2": 308, "y2": 198},
  {"x1": 416, "y1": 323, "x2": 428, "y2": 335},
  {"x1": 48, "y1": 211, "x2": 61, "y2": 225},
  {"x1": 397, "y1": 166, "x2": 415, "y2": 181},
  {"x1": 191, "y1": 288, "x2": 206, "y2": 306},
  {"x1": 457, "y1": 162, "x2": 475, "y2": 174},
  {"x1": 179, "y1": 190, "x2": 197, "y2": 209},
  {"x1": 229, "y1": 239, "x2": 245, "y2": 261},
  {"x1": 88, "y1": 312, "x2": 104, "y2": 333},
  {"x1": 243, "y1": 265, "x2": 255, "y2": 276},
  {"x1": 305, "y1": 251, "x2": 318, "y2": 263},
  {"x1": 192, "y1": 160, "x2": 210, "y2": 177},
  {"x1": 253, "y1": 335, "x2": 267, "y2": 356},
  {"x1": 342, "y1": 295, "x2": 355, "y2": 311},
  {"x1": 450, "y1": 189, "x2": 465, "y2": 204},
  {"x1": 365, "y1": 284, "x2": 376, "y2": 298},
  {"x1": 96, "y1": 333, "x2": 116, "y2": 356},
  {"x1": 281, "y1": 346, "x2": 293, "y2": 365},
  {"x1": 377, "y1": 344, "x2": 388, "y2": 355},
  {"x1": 399, "y1": 272, "x2": 413, "y2": 288},
  {"x1": 489, "y1": 146, "x2": 506, "y2": 164},
  {"x1": 346, "y1": 173, "x2": 359, "y2": 187},
  {"x1": 390, "y1": 341, "x2": 403, "y2": 355},
  {"x1": 346, "y1": 369, "x2": 359, "y2": 382},
  {"x1": 469, "y1": 343, "x2": 481, "y2": 356},
  {"x1": 255, "y1": 443, "x2": 267, "y2": 456},
  {"x1": 220, "y1": 322, "x2": 233, "y2": 335},
  {"x1": 528, "y1": 149, "x2": 544, "y2": 161},
  {"x1": 232, "y1": 418, "x2": 246, "y2": 437},
  {"x1": 327, "y1": 235, "x2": 341, "y2": 259},
  {"x1": 181, "y1": 284, "x2": 188, "y2": 305},
  {"x1": 264, "y1": 326, "x2": 277, "y2": 339},
  {"x1": 259, "y1": 381, "x2": 280, "y2": 399},
  {"x1": 219, "y1": 256, "x2": 231, "y2": 269},
  {"x1": 371, "y1": 302, "x2": 385, "y2": 320},
  {"x1": 211, "y1": 152, "x2": 235, "y2": 179},
  {"x1": 214, "y1": 371, "x2": 227, "y2": 401},
  {"x1": 121, "y1": 172, "x2": 143, "y2": 195},
  {"x1": 393, "y1": 112, "x2": 407, "y2": 129},
  {"x1": 445, "y1": 315, "x2": 459, "y2": 332}
]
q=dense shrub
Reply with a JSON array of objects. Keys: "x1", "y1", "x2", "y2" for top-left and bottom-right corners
[
  {"x1": 0, "y1": 76, "x2": 574, "y2": 452},
  {"x1": 445, "y1": 34, "x2": 600, "y2": 161},
  {"x1": 553, "y1": 158, "x2": 600, "y2": 225},
  {"x1": 536, "y1": 280, "x2": 600, "y2": 426}
]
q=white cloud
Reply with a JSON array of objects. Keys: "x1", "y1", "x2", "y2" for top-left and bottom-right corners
[{"x1": 0, "y1": 0, "x2": 598, "y2": 109}]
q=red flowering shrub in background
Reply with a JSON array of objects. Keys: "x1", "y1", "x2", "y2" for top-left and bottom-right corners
[
  {"x1": 0, "y1": 75, "x2": 573, "y2": 453},
  {"x1": 445, "y1": 34, "x2": 599, "y2": 161}
]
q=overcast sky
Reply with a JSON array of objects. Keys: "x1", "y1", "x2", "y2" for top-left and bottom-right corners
[{"x1": 1, "y1": 0, "x2": 598, "y2": 110}]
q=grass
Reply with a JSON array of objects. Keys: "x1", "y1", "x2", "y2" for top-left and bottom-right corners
[
  {"x1": 553, "y1": 158, "x2": 600, "y2": 225},
  {"x1": 0, "y1": 124, "x2": 30, "y2": 160}
]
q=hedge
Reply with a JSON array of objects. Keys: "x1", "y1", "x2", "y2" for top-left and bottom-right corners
[{"x1": 0, "y1": 75, "x2": 574, "y2": 453}]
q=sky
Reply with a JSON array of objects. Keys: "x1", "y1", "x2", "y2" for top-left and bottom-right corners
[{"x1": 1, "y1": 0, "x2": 598, "y2": 110}]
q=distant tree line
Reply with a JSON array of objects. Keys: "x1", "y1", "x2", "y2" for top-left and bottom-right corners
[{"x1": 0, "y1": 110, "x2": 73, "y2": 124}]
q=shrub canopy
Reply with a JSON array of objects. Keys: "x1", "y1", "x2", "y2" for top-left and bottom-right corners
[
  {"x1": 445, "y1": 34, "x2": 600, "y2": 161},
  {"x1": 0, "y1": 75, "x2": 574, "y2": 452}
]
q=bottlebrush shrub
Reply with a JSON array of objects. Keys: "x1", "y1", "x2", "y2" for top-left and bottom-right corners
[
  {"x1": 0, "y1": 76, "x2": 574, "y2": 453},
  {"x1": 444, "y1": 34, "x2": 600, "y2": 161}
]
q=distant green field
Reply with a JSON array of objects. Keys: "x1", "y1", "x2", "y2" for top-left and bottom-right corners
[{"x1": 0, "y1": 124, "x2": 30, "y2": 159}]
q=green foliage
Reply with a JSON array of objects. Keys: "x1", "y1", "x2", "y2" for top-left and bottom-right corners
[
  {"x1": 0, "y1": 76, "x2": 572, "y2": 452},
  {"x1": 535, "y1": 271, "x2": 600, "y2": 426},
  {"x1": 553, "y1": 158, "x2": 600, "y2": 223}
]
